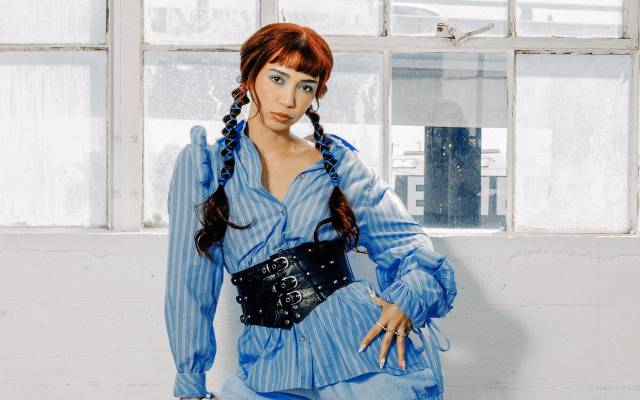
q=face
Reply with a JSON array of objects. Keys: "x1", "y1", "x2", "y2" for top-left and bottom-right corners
[{"x1": 249, "y1": 61, "x2": 319, "y2": 130}]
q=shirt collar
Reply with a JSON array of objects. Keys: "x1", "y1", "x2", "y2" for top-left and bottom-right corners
[{"x1": 230, "y1": 118, "x2": 345, "y2": 190}]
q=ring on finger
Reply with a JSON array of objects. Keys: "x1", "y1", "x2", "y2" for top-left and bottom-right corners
[
  {"x1": 375, "y1": 321, "x2": 387, "y2": 331},
  {"x1": 394, "y1": 330, "x2": 408, "y2": 336}
]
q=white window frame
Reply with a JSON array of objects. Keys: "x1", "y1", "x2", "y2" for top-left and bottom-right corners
[{"x1": 3, "y1": 0, "x2": 638, "y2": 235}]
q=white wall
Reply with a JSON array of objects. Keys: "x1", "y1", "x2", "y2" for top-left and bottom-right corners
[{"x1": 1, "y1": 233, "x2": 639, "y2": 399}]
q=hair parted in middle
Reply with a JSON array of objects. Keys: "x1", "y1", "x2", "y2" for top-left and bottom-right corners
[{"x1": 194, "y1": 22, "x2": 366, "y2": 261}]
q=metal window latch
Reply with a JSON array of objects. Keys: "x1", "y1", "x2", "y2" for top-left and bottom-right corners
[{"x1": 435, "y1": 22, "x2": 495, "y2": 46}]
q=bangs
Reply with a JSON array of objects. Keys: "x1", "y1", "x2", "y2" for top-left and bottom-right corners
[{"x1": 269, "y1": 45, "x2": 328, "y2": 81}]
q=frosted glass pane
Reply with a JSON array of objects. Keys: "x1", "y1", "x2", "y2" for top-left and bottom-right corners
[
  {"x1": 143, "y1": 52, "x2": 382, "y2": 227},
  {"x1": 391, "y1": 0, "x2": 507, "y2": 37},
  {"x1": 279, "y1": 0, "x2": 383, "y2": 35},
  {"x1": 291, "y1": 53, "x2": 383, "y2": 174},
  {"x1": 516, "y1": 0, "x2": 623, "y2": 37},
  {"x1": 143, "y1": 52, "x2": 243, "y2": 227},
  {"x1": 144, "y1": 0, "x2": 259, "y2": 44},
  {"x1": 0, "y1": 0, "x2": 106, "y2": 44},
  {"x1": 392, "y1": 53, "x2": 508, "y2": 229},
  {"x1": 0, "y1": 52, "x2": 108, "y2": 227},
  {"x1": 515, "y1": 54, "x2": 630, "y2": 232}
]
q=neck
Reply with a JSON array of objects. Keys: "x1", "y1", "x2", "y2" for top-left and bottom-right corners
[{"x1": 245, "y1": 113, "x2": 299, "y2": 158}]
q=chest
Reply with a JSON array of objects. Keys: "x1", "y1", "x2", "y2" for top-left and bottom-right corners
[
  {"x1": 221, "y1": 157, "x2": 335, "y2": 270},
  {"x1": 260, "y1": 151, "x2": 322, "y2": 204}
]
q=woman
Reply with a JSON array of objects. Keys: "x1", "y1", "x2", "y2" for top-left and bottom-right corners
[{"x1": 164, "y1": 22, "x2": 457, "y2": 400}]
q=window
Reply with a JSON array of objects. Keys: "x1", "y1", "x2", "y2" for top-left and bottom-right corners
[
  {"x1": 0, "y1": 1, "x2": 107, "y2": 227},
  {"x1": 516, "y1": 0, "x2": 624, "y2": 38},
  {"x1": 391, "y1": 52, "x2": 508, "y2": 229},
  {"x1": 1, "y1": 0, "x2": 639, "y2": 235},
  {"x1": 514, "y1": 53, "x2": 631, "y2": 232},
  {"x1": 279, "y1": 0, "x2": 384, "y2": 35},
  {"x1": 390, "y1": 0, "x2": 508, "y2": 37}
]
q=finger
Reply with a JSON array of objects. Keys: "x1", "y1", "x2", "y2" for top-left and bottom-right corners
[
  {"x1": 378, "y1": 327, "x2": 396, "y2": 368},
  {"x1": 359, "y1": 320, "x2": 385, "y2": 352},
  {"x1": 396, "y1": 333, "x2": 406, "y2": 370},
  {"x1": 367, "y1": 289, "x2": 386, "y2": 306},
  {"x1": 371, "y1": 296, "x2": 386, "y2": 306}
]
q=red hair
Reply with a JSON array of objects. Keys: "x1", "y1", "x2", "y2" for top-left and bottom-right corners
[
  {"x1": 194, "y1": 22, "x2": 363, "y2": 261},
  {"x1": 240, "y1": 22, "x2": 333, "y2": 110}
]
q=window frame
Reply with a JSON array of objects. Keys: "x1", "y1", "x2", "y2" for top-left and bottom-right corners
[{"x1": 1, "y1": 0, "x2": 638, "y2": 234}]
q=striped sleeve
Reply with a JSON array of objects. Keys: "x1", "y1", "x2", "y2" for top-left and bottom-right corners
[
  {"x1": 164, "y1": 130, "x2": 222, "y2": 399},
  {"x1": 359, "y1": 166, "x2": 457, "y2": 329}
]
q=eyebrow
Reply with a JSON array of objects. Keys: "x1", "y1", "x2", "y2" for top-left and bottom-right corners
[{"x1": 268, "y1": 68, "x2": 318, "y2": 84}]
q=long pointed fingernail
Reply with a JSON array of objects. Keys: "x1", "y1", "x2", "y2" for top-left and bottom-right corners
[
  {"x1": 399, "y1": 360, "x2": 406, "y2": 370},
  {"x1": 379, "y1": 358, "x2": 385, "y2": 369},
  {"x1": 358, "y1": 344, "x2": 366, "y2": 352}
]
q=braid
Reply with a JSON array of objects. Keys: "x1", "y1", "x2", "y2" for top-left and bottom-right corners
[
  {"x1": 306, "y1": 106, "x2": 365, "y2": 254},
  {"x1": 218, "y1": 87, "x2": 249, "y2": 186},
  {"x1": 194, "y1": 86, "x2": 255, "y2": 260}
]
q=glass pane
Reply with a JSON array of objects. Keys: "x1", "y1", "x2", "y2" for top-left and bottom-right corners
[
  {"x1": 515, "y1": 54, "x2": 630, "y2": 232},
  {"x1": 516, "y1": 0, "x2": 623, "y2": 38},
  {"x1": 144, "y1": 51, "x2": 243, "y2": 227},
  {"x1": 392, "y1": 52, "x2": 508, "y2": 229},
  {"x1": 0, "y1": 52, "x2": 108, "y2": 227},
  {"x1": 290, "y1": 53, "x2": 383, "y2": 174},
  {"x1": 279, "y1": 0, "x2": 383, "y2": 36},
  {"x1": 144, "y1": 0, "x2": 259, "y2": 45},
  {"x1": 391, "y1": 0, "x2": 507, "y2": 37},
  {"x1": 0, "y1": 0, "x2": 106, "y2": 44}
]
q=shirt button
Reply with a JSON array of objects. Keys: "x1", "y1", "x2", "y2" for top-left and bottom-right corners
[
  {"x1": 300, "y1": 335, "x2": 306, "y2": 341},
  {"x1": 280, "y1": 209, "x2": 285, "y2": 215},
  {"x1": 299, "y1": 174, "x2": 305, "y2": 179}
]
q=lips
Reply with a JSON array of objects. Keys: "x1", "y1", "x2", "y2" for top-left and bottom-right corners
[{"x1": 272, "y1": 112, "x2": 291, "y2": 120}]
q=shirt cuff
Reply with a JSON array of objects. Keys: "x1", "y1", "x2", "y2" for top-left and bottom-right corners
[
  {"x1": 174, "y1": 372, "x2": 215, "y2": 399},
  {"x1": 380, "y1": 279, "x2": 428, "y2": 329}
]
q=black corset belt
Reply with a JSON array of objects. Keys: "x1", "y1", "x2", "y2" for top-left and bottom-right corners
[{"x1": 230, "y1": 238, "x2": 355, "y2": 329}]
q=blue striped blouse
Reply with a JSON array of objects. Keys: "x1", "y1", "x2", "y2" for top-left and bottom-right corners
[{"x1": 164, "y1": 118, "x2": 457, "y2": 399}]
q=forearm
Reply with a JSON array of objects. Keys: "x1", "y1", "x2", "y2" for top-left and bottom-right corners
[{"x1": 380, "y1": 269, "x2": 448, "y2": 329}]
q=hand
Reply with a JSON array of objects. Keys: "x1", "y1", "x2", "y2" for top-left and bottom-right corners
[{"x1": 358, "y1": 288, "x2": 413, "y2": 370}]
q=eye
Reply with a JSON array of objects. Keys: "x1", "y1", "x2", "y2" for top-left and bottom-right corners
[
  {"x1": 300, "y1": 85, "x2": 314, "y2": 93},
  {"x1": 270, "y1": 75, "x2": 283, "y2": 83}
]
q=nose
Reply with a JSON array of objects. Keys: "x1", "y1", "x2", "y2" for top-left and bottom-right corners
[{"x1": 279, "y1": 85, "x2": 296, "y2": 108}]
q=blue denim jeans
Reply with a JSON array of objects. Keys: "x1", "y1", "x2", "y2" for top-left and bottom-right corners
[{"x1": 216, "y1": 368, "x2": 440, "y2": 400}]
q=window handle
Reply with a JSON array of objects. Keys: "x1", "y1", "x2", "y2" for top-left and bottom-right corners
[{"x1": 435, "y1": 22, "x2": 495, "y2": 46}]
